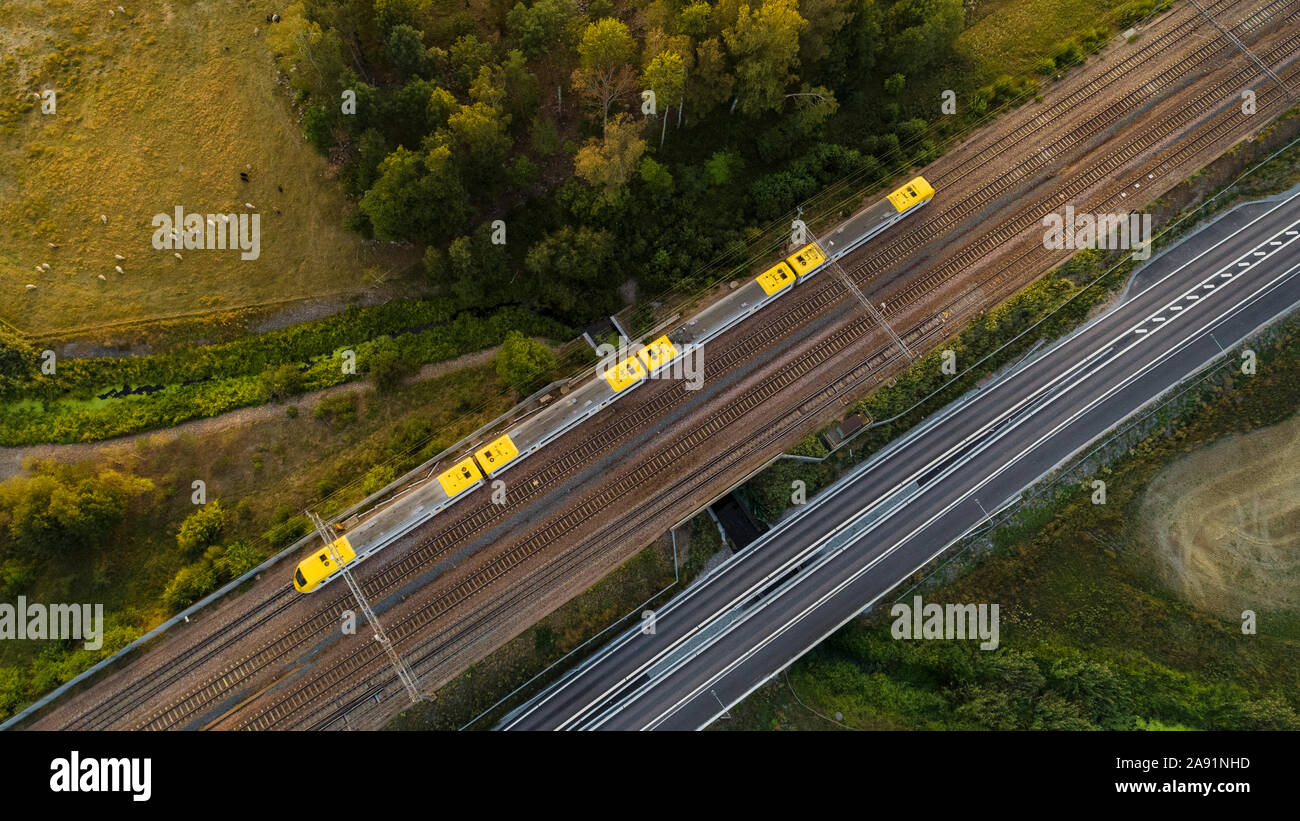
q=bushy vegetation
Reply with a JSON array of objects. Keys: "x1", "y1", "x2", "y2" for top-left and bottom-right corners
[
  {"x1": 0, "y1": 462, "x2": 154, "y2": 563},
  {"x1": 495, "y1": 330, "x2": 556, "y2": 393},
  {"x1": 0, "y1": 300, "x2": 568, "y2": 445}
]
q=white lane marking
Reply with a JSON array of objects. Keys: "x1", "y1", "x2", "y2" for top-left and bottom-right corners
[
  {"x1": 657, "y1": 261, "x2": 1300, "y2": 732},
  {"x1": 627, "y1": 259, "x2": 1300, "y2": 730}
]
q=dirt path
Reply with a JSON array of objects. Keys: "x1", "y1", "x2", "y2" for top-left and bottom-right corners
[{"x1": 0, "y1": 346, "x2": 502, "y2": 480}]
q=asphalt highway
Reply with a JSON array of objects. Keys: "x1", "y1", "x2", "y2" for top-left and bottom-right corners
[{"x1": 501, "y1": 185, "x2": 1300, "y2": 731}]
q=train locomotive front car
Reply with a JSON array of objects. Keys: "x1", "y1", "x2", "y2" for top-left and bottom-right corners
[{"x1": 293, "y1": 456, "x2": 485, "y2": 593}]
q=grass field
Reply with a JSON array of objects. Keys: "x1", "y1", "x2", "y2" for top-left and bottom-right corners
[
  {"x1": 959, "y1": 0, "x2": 1133, "y2": 81},
  {"x1": 0, "y1": 0, "x2": 415, "y2": 336}
]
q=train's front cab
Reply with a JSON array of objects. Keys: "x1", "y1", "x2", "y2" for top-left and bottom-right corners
[
  {"x1": 293, "y1": 536, "x2": 357, "y2": 593},
  {"x1": 887, "y1": 176, "x2": 934, "y2": 213}
]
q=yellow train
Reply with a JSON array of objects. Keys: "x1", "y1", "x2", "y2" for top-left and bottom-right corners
[{"x1": 294, "y1": 176, "x2": 932, "y2": 592}]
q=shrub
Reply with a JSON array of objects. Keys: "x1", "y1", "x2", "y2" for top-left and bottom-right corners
[
  {"x1": 495, "y1": 330, "x2": 555, "y2": 393},
  {"x1": 176, "y1": 501, "x2": 228, "y2": 557}
]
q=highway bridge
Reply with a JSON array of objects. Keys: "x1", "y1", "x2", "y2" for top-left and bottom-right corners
[{"x1": 502, "y1": 186, "x2": 1300, "y2": 730}]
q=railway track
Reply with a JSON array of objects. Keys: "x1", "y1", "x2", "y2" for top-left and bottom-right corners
[
  {"x1": 255, "y1": 48, "x2": 1300, "y2": 730},
  {"x1": 41, "y1": 0, "x2": 1299, "y2": 731},
  {"x1": 281, "y1": 32, "x2": 1300, "y2": 732}
]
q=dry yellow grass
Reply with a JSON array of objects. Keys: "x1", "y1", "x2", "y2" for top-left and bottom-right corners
[
  {"x1": 0, "y1": 0, "x2": 415, "y2": 335},
  {"x1": 1142, "y1": 415, "x2": 1300, "y2": 620}
]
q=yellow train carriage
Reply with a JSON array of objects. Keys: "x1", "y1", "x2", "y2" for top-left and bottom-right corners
[
  {"x1": 293, "y1": 536, "x2": 356, "y2": 593},
  {"x1": 755, "y1": 261, "x2": 797, "y2": 296},
  {"x1": 474, "y1": 434, "x2": 521, "y2": 476},
  {"x1": 602, "y1": 354, "x2": 647, "y2": 392},
  {"x1": 885, "y1": 176, "x2": 934, "y2": 213},
  {"x1": 436, "y1": 456, "x2": 483, "y2": 497},
  {"x1": 635, "y1": 336, "x2": 679, "y2": 374},
  {"x1": 785, "y1": 242, "x2": 827, "y2": 279}
]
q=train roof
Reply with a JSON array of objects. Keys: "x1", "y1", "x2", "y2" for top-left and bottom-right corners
[
  {"x1": 823, "y1": 197, "x2": 899, "y2": 256},
  {"x1": 436, "y1": 456, "x2": 483, "y2": 497},
  {"x1": 602, "y1": 354, "x2": 647, "y2": 392},
  {"x1": 474, "y1": 434, "x2": 520, "y2": 474},
  {"x1": 294, "y1": 536, "x2": 355, "y2": 591},
  {"x1": 886, "y1": 176, "x2": 934, "y2": 212},
  {"x1": 755, "y1": 261, "x2": 797, "y2": 295},
  {"x1": 786, "y1": 242, "x2": 826, "y2": 278},
  {"x1": 636, "y1": 336, "x2": 679, "y2": 373},
  {"x1": 668, "y1": 276, "x2": 775, "y2": 346}
]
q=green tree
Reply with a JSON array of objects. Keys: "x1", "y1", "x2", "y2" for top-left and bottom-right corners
[
  {"x1": 360, "y1": 145, "x2": 471, "y2": 244},
  {"x1": 525, "y1": 226, "x2": 617, "y2": 318},
  {"x1": 449, "y1": 34, "x2": 494, "y2": 93},
  {"x1": 369, "y1": 342, "x2": 416, "y2": 392},
  {"x1": 882, "y1": 0, "x2": 964, "y2": 76},
  {"x1": 638, "y1": 157, "x2": 674, "y2": 198},
  {"x1": 506, "y1": 0, "x2": 580, "y2": 60},
  {"x1": 687, "y1": 37, "x2": 734, "y2": 117},
  {"x1": 446, "y1": 102, "x2": 512, "y2": 184},
  {"x1": 374, "y1": 0, "x2": 430, "y2": 35},
  {"x1": 797, "y1": 0, "x2": 853, "y2": 65},
  {"x1": 386, "y1": 24, "x2": 429, "y2": 78},
  {"x1": 0, "y1": 467, "x2": 151, "y2": 560},
  {"x1": 722, "y1": 0, "x2": 807, "y2": 115},
  {"x1": 495, "y1": 330, "x2": 556, "y2": 393},
  {"x1": 642, "y1": 50, "x2": 686, "y2": 146},
  {"x1": 677, "y1": 2, "x2": 712, "y2": 38},
  {"x1": 571, "y1": 18, "x2": 638, "y2": 127},
  {"x1": 176, "y1": 501, "x2": 228, "y2": 558},
  {"x1": 260, "y1": 362, "x2": 304, "y2": 401}
]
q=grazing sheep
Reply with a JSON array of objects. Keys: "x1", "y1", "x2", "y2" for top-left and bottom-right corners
[
  {"x1": 47, "y1": 242, "x2": 57, "y2": 249},
  {"x1": 244, "y1": 202, "x2": 255, "y2": 209},
  {"x1": 98, "y1": 274, "x2": 107, "y2": 281},
  {"x1": 26, "y1": 284, "x2": 36, "y2": 290},
  {"x1": 114, "y1": 253, "x2": 125, "y2": 260},
  {"x1": 173, "y1": 252, "x2": 183, "y2": 260},
  {"x1": 100, "y1": 214, "x2": 107, "y2": 223},
  {"x1": 115, "y1": 265, "x2": 124, "y2": 274},
  {"x1": 34, "y1": 265, "x2": 43, "y2": 273},
  {"x1": 41, "y1": 263, "x2": 50, "y2": 270}
]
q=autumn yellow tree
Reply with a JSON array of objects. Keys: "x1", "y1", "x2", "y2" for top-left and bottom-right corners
[
  {"x1": 573, "y1": 114, "x2": 647, "y2": 201},
  {"x1": 571, "y1": 18, "x2": 638, "y2": 128}
]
